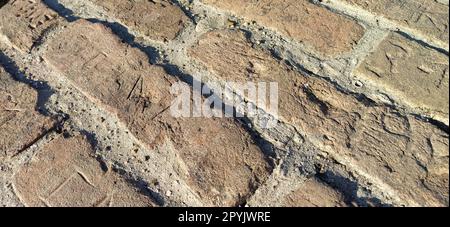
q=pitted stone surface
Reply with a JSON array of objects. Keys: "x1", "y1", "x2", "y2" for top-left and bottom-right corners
[
  {"x1": 14, "y1": 134, "x2": 157, "y2": 207},
  {"x1": 354, "y1": 33, "x2": 449, "y2": 118},
  {"x1": 343, "y1": 0, "x2": 449, "y2": 43},
  {"x1": 201, "y1": 0, "x2": 365, "y2": 56},
  {"x1": 189, "y1": 29, "x2": 449, "y2": 206},
  {"x1": 90, "y1": 0, "x2": 188, "y2": 41},
  {"x1": 42, "y1": 20, "x2": 271, "y2": 207},
  {"x1": 0, "y1": 0, "x2": 448, "y2": 207}
]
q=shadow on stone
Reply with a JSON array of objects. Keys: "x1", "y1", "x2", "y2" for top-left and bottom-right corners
[
  {"x1": 0, "y1": 51, "x2": 54, "y2": 116},
  {"x1": 112, "y1": 164, "x2": 166, "y2": 207},
  {"x1": 317, "y1": 170, "x2": 392, "y2": 207},
  {"x1": 42, "y1": 0, "x2": 160, "y2": 64},
  {"x1": 0, "y1": 0, "x2": 8, "y2": 8}
]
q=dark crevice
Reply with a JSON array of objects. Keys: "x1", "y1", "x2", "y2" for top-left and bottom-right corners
[
  {"x1": 170, "y1": 0, "x2": 197, "y2": 24},
  {"x1": 396, "y1": 31, "x2": 449, "y2": 56},
  {"x1": 10, "y1": 125, "x2": 54, "y2": 158},
  {"x1": 1, "y1": 51, "x2": 67, "y2": 157},
  {"x1": 55, "y1": 126, "x2": 166, "y2": 206},
  {"x1": 79, "y1": 129, "x2": 100, "y2": 152},
  {"x1": 235, "y1": 178, "x2": 261, "y2": 207},
  {"x1": 0, "y1": 52, "x2": 54, "y2": 117},
  {"x1": 316, "y1": 168, "x2": 393, "y2": 207},
  {"x1": 111, "y1": 164, "x2": 166, "y2": 207},
  {"x1": 42, "y1": 0, "x2": 278, "y2": 166},
  {"x1": 289, "y1": 59, "x2": 380, "y2": 108},
  {"x1": 413, "y1": 114, "x2": 449, "y2": 135},
  {"x1": 42, "y1": 0, "x2": 275, "y2": 207},
  {"x1": 283, "y1": 50, "x2": 450, "y2": 133},
  {"x1": 161, "y1": 63, "x2": 277, "y2": 162},
  {"x1": 78, "y1": 129, "x2": 165, "y2": 206},
  {"x1": 0, "y1": 1, "x2": 7, "y2": 8},
  {"x1": 0, "y1": 0, "x2": 8, "y2": 8},
  {"x1": 42, "y1": 0, "x2": 160, "y2": 64},
  {"x1": 42, "y1": 0, "x2": 77, "y2": 22},
  {"x1": 30, "y1": 24, "x2": 59, "y2": 51},
  {"x1": 86, "y1": 19, "x2": 160, "y2": 64},
  {"x1": 303, "y1": 86, "x2": 330, "y2": 116}
]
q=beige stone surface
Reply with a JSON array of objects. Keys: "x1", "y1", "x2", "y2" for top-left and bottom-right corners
[
  {"x1": 355, "y1": 33, "x2": 449, "y2": 118},
  {"x1": 0, "y1": 67, "x2": 54, "y2": 157},
  {"x1": 90, "y1": 0, "x2": 188, "y2": 41},
  {"x1": 283, "y1": 178, "x2": 347, "y2": 207},
  {"x1": 0, "y1": 0, "x2": 448, "y2": 207},
  {"x1": 0, "y1": 0, "x2": 61, "y2": 52},
  {"x1": 201, "y1": 0, "x2": 365, "y2": 56},
  {"x1": 343, "y1": 0, "x2": 449, "y2": 43},
  {"x1": 14, "y1": 134, "x2": 156, "y2": 207},
  {"x1": 42, "y1": 20, "x2": 271, "y2": 206},
  {"x1": 189, "y1": 29, "x2": 449, "y2": 206}
]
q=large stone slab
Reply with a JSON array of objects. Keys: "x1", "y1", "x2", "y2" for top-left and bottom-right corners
[
  {"x1": 0, "y1": 66, "x2": 55, "y2": 157},
  {"x1": 355, "y1": 33, "x2": 449, "y2": 120},
  {"x1": 343, "y1": 0, "x2": 449, "y2": 43},
  {"x1": 42, "y1": 20, "x2": 272, "y2": 206},
  {"x1": 14, "y1": 134, "x2": 157, "y2": 207},
  {"x1": 201, "y1": 0, "x2": 365, "y2": 56},
  {"x1": 90, "y1": 0, "x2": 188, "y2": 41},
  {"x1": 189, "y1": 29, "x2": 449, "y2": 206}
]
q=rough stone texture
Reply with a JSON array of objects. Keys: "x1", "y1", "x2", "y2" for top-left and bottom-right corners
[
  {"x1": 0, "y1": 67, "x2": 54, "y2": 157},
  {"x1": 0, "y1": 0, "x2": 448, "y2": 207},
  {"x1": 90, "y1": 0, "x2": 188, "y2": 42},
  {"x1": 0, "y1": 0, "x2": 61, "y2": 52},
  {"x1": 201, "y1": 0, "x2": 365, "y2": 56},
  {"x1": 343, "y1": 0, "x2": 449, "y2": 43},
  {"x1": 283, "y1": 178, "x2": 347, "y2": 207},
  {"x1": 189, "y1": 29, "x2": 449, "y2": 206},
  {"x1": 355, "y1": 33, "x2": 449, "y2": 118},
  {"x1": 14, "y1": 134, "x2": 156, "y2": 207},
  {"x1": 42, "y1": 20, "x2": 271, "y2": 206}
]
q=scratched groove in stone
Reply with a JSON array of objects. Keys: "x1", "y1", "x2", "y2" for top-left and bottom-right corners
[
  {"x1": 0, "y1": 0, "x2": 448, "y2": 207},
  {"x1": 0, "y1": 0, "x2": 61, "y2": 52},
  {"x1": 14, "y1": 134, "x2": 157, "y2": 207},
  {"x1": 354, "y1": 33, "x2": 449, "y2": 118},
  {"x1": 189, "y1": 29, "x2": 449, "y2": 206},
  {"x1": 201, "y1": 0, "x2": 365, "y2": 56},
  {"x1": 42, "y1": 20, "x2": 271, "y2": 207},
  {"x1": 0, "y1": 66, "x2": 55, "y2": 157},
  {"x1": 342, "y1": 0, "x2": 449, "y2": 43},
  {"x1": 89, "y1": 0, "x2": 188, "y2": 42}
]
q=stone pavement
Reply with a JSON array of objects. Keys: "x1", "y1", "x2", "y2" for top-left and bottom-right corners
[{"x1": 0, "y1": 0, "x2": 448, "y2": 207}]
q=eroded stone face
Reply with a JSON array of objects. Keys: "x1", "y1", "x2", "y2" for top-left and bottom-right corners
[
  {"x1": 90, "y1": 0, "x2": 188, "y2": 41},
  {"x1": 42, "y1": 20, "x2": 271, "y2": 206},
  {"x1": 283, "y1": 178, "x2": 347, "y2": 207},
  {"x1": 189, "y1": 29, "x2": 449, "y2": 206},
  {"x1": 0, "y1": 0, "x2": 61, "y2": 52},
  {"x1": 355, "y1": 33, "x2": 449, "y2": 118},
  {"x1": 343, "y1": 0, "x2": 449, "y2": 43},
  {"x1": 14, "y1": 134, "x2": 156, "y2": 207},
  {"x1": 201, "y1": 0, "x2": 365, "y2": 56},
  {"x1": 0, "y1": 67, "x2": 54, "y2": 157}
]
